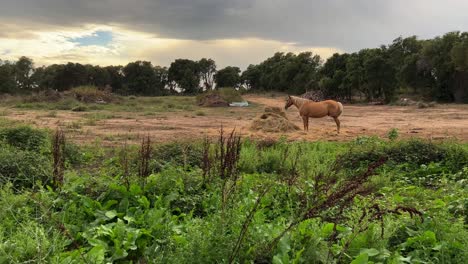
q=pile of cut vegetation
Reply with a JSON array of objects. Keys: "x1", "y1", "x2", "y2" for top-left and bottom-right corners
[
  {"x1": 197, "y1": 93, "x2": 229, "y2": 107},
  {"x1": 250, "y1": 107, "x2": 300, "y2": 132},
  {"x1": 70, "y1": 86, "x2": 115, "y2": 103},
  {"x1": 21, "y1": 89, "x2": 63, "y2": 103},
  {"x1": 301, "y1": 90, "x2": 324, "y2": 102},
  {"x1": 395, "y1": 98, "x2": 436, "y2": 108},
  {"x1": 196, "y1": 87, "x2": 243, "y2": 107}
]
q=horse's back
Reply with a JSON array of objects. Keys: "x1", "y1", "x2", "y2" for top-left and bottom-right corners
[{"x1": 303, "y1": 100, "x2": 342, "y2": 117}]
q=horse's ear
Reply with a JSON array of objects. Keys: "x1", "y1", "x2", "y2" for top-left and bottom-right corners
[{"x1": 288, "y1": 95, "x2": 291, "y2": 99}]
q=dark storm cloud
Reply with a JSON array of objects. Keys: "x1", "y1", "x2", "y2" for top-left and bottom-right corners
[{"x1": 1, "y1": 0, "x2": 467, "y2": 51}]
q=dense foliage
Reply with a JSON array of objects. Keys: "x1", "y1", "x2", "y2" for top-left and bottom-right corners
[
  {"x1": 0, "y1": 127, "x2": 467, "y2": 263},
  {"x1": 1, "y1": 31, "x2": 467, "y2": 102}
]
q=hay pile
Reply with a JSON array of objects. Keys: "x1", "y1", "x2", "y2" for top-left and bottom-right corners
[{"x1": 250, "y1": 107, "x2": 300, "y2": 132}]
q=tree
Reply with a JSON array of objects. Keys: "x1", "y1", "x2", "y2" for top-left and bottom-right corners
[
  {"x1": 86, "y1": 65, "x2": 110, "y2": 88},
  {"x1": 198, "y1": 58, "x2": 216, "y2": 90},
  {"x1": 215, "y1": 66, "x2": 241, "y2": 88},
  {"x1": 154, "y1": 66, "x2": 169, "y2": 94},
  {"x1": 31, "y1": 64, "x2": 63, "y2": 90},
  {"x1": 319, "y1": 53, "x2": 350, "y2": 99},
  {"x1": 168, "y1": 59, "x2": 200, "y2": 94},
  {"x1": 241, "y1": 64, "x2": 262, "y2": 90},
  {"x1": 342, "y1": 52, "x2": 370, "y2": 101},
  {"x1": 287, "y1": 52, "x2": 322, "y2": 93},
  {"x1": 421, "y1": 31, "x2": 461, "y2": 101},
  {"x1": 14, "y1": 56, "x2": 34, "y2": 91},
  {"x1": 123, "y1": 61, "x2": 165, "y2": 96},
  {"x1": 362, "y1": 48, "x2": 398, "y2": 103},
  {"x1": 240, "y1": 52, "x2": 321, "y2": 94},
  {"x1": 104, "y1": 66, "x2": 124, "y2": 94},
  {"x1": 388, "y1": 36, "x2": 422, "y2": 68},
  {"x1": 450, "y1": 33, "x2": 468, "y2": 102},
  {"x1": 451, "y1": 34, "x2": 468, "y2": 71},
  {"x1": 0, "y1": 60, "x2": 16, "y2": 93},
  {"x1": 399, "y1": 54, "x2": 434, "y2": 96}
]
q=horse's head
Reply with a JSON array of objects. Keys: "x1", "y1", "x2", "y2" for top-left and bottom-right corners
[{"x1": 285, "y1": 95, "x2": 294, "y2": 110}]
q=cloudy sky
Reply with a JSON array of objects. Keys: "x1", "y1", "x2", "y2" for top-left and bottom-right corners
[{"x1": 0, "y1": 0, "x2": 467, "y2": 69}]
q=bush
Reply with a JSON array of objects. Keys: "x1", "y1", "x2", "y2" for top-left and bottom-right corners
[
  {"x1": 336, "y1": 140, "x2": 452, "y2": 172},
  {"x1": 71, "y1": 105, "x2": 88, "y2": 112},
  {"x1": 0, "y1": 126, "x2": 48, "y2": 152},
  {"x1": 53, "y1": 97, "x2": 80, "y2": 110},
  {"x1": 387, "y1": 128, "x2": 399, "y2": 141},
  {"x1": 0, "y1": 148, "x2": 52, "y2": 189},
  {"x1": 150, "y1": 142, "x2": 203, "y2": 172},
  {"x1": 442, "y1": 144, "x2": 468, "y2": 172},
  {"x1": 386, "y1": 140, "x2": 446, "y2": 165},
  {"x1": 195, "y1": 110, "x2": 206, "y2": 116},
  {"x1": 64, "y1": 142, "x2": 86, "y2": 166}
]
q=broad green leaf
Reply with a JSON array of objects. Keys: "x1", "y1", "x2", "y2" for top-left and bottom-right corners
[
  {"x1": 87, "y1": 244, "x2": 106, "y2": 263},
  {"x1": 103, "y1": 200, "x2": 118, "y2": 210},
  {"x1": 351, "y1": 253, "x2": 368, "y2": 264},
  {"x1": 278, "y1": 235, "x2": 291, "y2": 255},
  {"x1": 292, "y1": 248, "x2": 305, "y2": 264},
  {"x1": 273, "y1": 255, "x2": 284, "y2": 264},
  {"x1": 123, "y1": 215, "x2": 135, "y2": 224},
  {"x1": 138, "y1": 196, "x2": 150, "y2": 209},
  {"x1": 360, "y1": 248, "x2": 380, "y2": 257},
  {"x1": 105, "y1": 210, "x2": 117, "y2": 220},
  {"x1": 432, "y1": 244, "x2": 442, "y2": 251},
  {"x1": 321, "y1": 223, "x2": 335, "y2": 237},
  {"x1": 129, "y1": 184, "x2": 143, "y2": 195}
]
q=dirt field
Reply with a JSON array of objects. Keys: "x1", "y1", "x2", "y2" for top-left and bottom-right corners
[{"x1": 2, "y1": 94, "x2": 468, "y2": 144}]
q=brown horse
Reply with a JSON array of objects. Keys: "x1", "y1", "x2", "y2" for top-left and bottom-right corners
[{"x1": 285, "y1": 95, "x2": 343, "y2": 133}]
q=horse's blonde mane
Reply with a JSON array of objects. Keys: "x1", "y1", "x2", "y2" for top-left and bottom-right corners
[{"x1": 290, "y1": 96, "x2": 308, "y2": 108}]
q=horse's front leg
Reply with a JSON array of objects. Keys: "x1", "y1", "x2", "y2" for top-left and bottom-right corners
[{"x1": 302, "y1": 116, "x2": 308, "y2": 131}]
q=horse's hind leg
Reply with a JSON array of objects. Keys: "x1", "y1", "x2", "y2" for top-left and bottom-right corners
[{"x1": 333, "y1": 117, "x2": 340, "y2": 134}]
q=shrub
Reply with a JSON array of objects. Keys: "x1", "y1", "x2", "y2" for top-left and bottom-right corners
[
  {"x1": 441, "y1": 144, "x2": 468, "y2": 172},
  {"x1": 0, "y1": 148, "x2": 52, "y2": 189},
  {"x1": 336, "y1": 140, "x2": 450, "y2": 173},
  {"x1": 387, "y1": 128, "x2": 399, "y2": 141},
  {"x1": 53, "y1": 97, "x2": 80, "y2": 110},
  {"x1": 386, "y1": 140, "x2": 446, "y2": 165},
  {"x1": 0, "y1": 186, "x2": 68, "y2": 262},
  {"x1": 71, "y1": 105, "x2": 88, "y2": 112},
  {"x1": 0, "y1": 126, "x2": 48, "y2": 152},
  {"x1": 150, "y1": 142, "x2": 203, "y2": 172}
]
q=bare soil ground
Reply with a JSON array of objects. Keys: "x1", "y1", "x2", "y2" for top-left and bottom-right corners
[{"x1": 2, "y1": 94, "x2": 468, "y2": 144}]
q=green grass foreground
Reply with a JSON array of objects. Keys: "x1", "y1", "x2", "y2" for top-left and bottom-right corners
[{"x1": 0, "y1": 126, "x2": 467, "y2": 263}]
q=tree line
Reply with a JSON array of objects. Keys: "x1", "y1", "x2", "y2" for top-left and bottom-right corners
[{"x1": 1, "y1": 31, "x2": 467, "y2": 102}]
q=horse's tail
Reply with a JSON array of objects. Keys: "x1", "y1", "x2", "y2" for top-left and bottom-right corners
[{"x1": 337, "y1": 102, "x2": 344, "y2": 116}]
